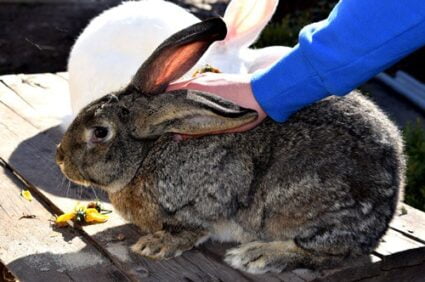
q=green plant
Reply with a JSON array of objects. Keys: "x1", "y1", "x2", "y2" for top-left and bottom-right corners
[
  {"x1": 403, "y1": 120, "x2": 425, "y2": 211},
  {"x1": 255, "y1": 0, "x2": 338, "y2": 48},
  {"x1": 254, "y1": 11, "x2": 311, "y2": 48}
]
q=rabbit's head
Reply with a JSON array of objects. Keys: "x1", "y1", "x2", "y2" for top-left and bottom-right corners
[{"x1": 56, "y1": 18, "x2": 257, "y2": 193}]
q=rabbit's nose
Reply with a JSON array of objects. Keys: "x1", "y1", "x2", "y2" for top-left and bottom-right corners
[{"x1": 56, "y1": 144, "x2": 65, "y2": 165}]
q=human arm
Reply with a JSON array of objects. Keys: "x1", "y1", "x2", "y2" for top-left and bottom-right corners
[
  {"x1": 253, "y1": 0, "x2": 425, "y2": 121},
  {"x1": 170, "y1": 0, "x2": 425, "y2": 128}
]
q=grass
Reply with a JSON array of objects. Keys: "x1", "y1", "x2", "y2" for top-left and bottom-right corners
[
  {"x1": 404, "y1": 121, "x2": 425, "y2": 211},
  {"x1": 255, "y1": 0, "x2": 338, "y2": 48},
  {"x1": 254, "y1": 11, "x2": 311, "y2": 48}
]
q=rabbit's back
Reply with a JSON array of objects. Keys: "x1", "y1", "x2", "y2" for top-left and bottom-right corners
[{"x1": 147, "y1": 92, "x2": 404, "y2": 254}]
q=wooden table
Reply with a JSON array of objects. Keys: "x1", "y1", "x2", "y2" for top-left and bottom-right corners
[{"x1": 0, "y1": 73, "x2": 424, "y2": 281}]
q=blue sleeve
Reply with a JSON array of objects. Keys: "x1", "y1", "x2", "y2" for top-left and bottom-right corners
[{"x1": 251, "y1": 0, "x2": 425, "y2": 122}]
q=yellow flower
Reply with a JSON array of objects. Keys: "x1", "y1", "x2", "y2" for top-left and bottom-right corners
[
  {"x1": 20, "y1": 190, "x2": 33, "y2": 201},
  {"x1": 84, "y1": 208, "x2": 109, "y2": 223},
  {"x1": 73, "y1": 202, "x2": 87, "y2": 213},
  {"x1": 192, "y1": 64, "x2": 221, "y2": 77},
  {"x1": 55, "y1": 202, "x2": 109, "y2": 226},
  {"x1": 55, "y1": 211, "x2": 76, "y2": 226},
  {"x1": 87, "y1": 201, "x2": 112, "y2": 214}
]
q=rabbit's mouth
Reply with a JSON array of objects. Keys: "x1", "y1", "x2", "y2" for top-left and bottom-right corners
[
  {"x1": 58, "y1": 161, "x2": 91, "y2": 187},
  {"x1": 56, "y1": 144, "x2": 91, "y2": 187},
  {"x1": 56, "y1": 145, "x2": 132, "y2": 193}
]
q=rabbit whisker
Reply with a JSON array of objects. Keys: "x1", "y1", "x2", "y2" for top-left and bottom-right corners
[{"x1": 66, "y1": 179, "x2": 71, "y2": 198}]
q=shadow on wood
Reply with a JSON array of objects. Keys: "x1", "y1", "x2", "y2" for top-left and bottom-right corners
[
  {"x1": 6, "y1": 125, "x2": 108, "y2": 202},
  {"x1": 6, "y1": 223, "x2": 145, "y2": 281}
]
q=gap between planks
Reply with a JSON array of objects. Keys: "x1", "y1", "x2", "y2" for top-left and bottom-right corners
[
  {"x1": 0, "y1": 157, "x2": 140, "y2": 281},
  {"x1": 0, "y1": 158, "x2": 131, "y2": 281}
]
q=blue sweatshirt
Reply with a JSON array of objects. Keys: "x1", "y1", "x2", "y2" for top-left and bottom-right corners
[{"x1": 251, "y1": 0, "x2": 425, "y2": 122}]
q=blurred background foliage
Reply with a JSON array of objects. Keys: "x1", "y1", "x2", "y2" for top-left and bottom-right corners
[
  {"x1": 256, "y1": 0, "x2": 338, "y2": 47},
  {"x1": 404, "y1": 121, "x2": 425, "y2": 211},
  {"x1": 257, "y1": 0, "x2": 425, "y2": 211}
]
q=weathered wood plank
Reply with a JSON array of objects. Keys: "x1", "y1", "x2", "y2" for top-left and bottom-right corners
[
  {"x1": 314, "y1": 255, "x2": 425, "y2": 282},
  {"x1": 82, "y1": 221, "x2": 256, "y2": 282},
  {"x1": 375, "y1": 229, "x2": 424, "y2": 257},
  {"x1": 56, "y1": 72, "x2": 69, "y2": 81},
  {"x1": 391, "y1": 204, "x2": 425, "y2": 244},
  {"x1": 0, "y1": 161, "x2": 128, "y2": 282},
  {"x1": 355, "y1": 262, "x2": 425, "y2": 282},
  {"x1": 292, "y1": 256, "x2": 382, "y2": 282},
  {"x1": 1, "y1": 73, "x2": 72, "y2": 121},
  {"x1": 373, "y1": 228, "x2": 425, "y2": 274}
]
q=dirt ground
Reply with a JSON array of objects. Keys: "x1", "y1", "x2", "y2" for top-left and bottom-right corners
[{"x1": 0, "y1": 0, "x2": 228, "y2": 75}]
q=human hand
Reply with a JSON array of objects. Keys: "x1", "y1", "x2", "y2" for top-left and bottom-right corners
[{"x1": 167, "y1": 73, "x2": 267, "y2": 134}]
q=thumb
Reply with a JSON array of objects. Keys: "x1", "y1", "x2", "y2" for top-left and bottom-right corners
[{"x1": 167, "y1": 75, "x2": 207, "y2": 91}]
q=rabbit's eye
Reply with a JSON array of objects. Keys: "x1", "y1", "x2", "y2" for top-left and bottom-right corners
[
  {"x1": 90, "y1": 126, "x2": 112, "y2": 143},
  {"x1": 94, "y1": 127, "x2": 108, "y2": 138}
]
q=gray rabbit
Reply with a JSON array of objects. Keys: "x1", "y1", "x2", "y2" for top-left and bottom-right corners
[{"x1": 56, "y1": 18, "x2": 405, "y2": 273}]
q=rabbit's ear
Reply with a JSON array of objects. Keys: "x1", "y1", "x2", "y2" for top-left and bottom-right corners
[
  {"x1": 133, "y1": 91, "x2": 257, "y2": 138},
  {"x1": 131, "y1": 18, "x2": 227, "y2": 95},
  {"x1": 223, "y1": 0, "x2": 278, "y2": 48}
]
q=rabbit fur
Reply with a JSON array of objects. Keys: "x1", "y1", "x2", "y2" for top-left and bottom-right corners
[
  {"x1": 67, "y1": 0, "x2": 289, "y2": 120},
  {"x1": 57, "y1": 18, "x2": 405, "y2": 274}
]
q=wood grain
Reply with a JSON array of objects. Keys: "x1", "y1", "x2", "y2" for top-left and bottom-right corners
[
  {"x1": 0, "y1": 160, "x2": 129, "y2": 282},
  {"x1": 391, "y1": 205, "x2": 425, "y2": 244}
]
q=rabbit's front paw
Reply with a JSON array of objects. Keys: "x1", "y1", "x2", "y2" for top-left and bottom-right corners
[
  {"x1": 224, "y1": 241, "x2": 304, "y2": 274},
  {"x1": 131, "y1": 230, "x2": 201, "y2": 259}
]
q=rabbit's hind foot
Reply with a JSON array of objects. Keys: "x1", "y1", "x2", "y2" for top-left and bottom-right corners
[
  {"x1": 131, "y1": 229, "x2": 205, "y2": 259},
  {"x1": 224, "y1": 240, "x2": 304, "y2": 273},
  {"x1": 224, "y1": 240, "x2": 334, "y2": 274}
]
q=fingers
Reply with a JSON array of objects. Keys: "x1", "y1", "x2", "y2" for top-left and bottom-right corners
[
  {"x1": 167, "y1": 72, "x2": 267, "y2": 136},
  {"x1": 167, "y1": 76, "x2": 203, "y2": 91},
  {"x1": 169, "y1": 73, "x2": 252, "y2": 106}
]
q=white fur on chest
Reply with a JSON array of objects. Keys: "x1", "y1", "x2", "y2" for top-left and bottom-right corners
[{"x1": 197, "y1": 220, "x2": 255, "y2": 245}]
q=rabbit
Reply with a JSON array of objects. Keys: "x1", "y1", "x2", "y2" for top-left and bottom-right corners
[
  {"x1": 67, "y1": 0, "x2": 290, "y2": 121},
  {"x1": 57, "y1": 17, "x2": 405, "y2": 274}
]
